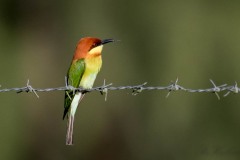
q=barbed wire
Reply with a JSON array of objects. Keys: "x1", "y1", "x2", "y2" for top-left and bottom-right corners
[{"x1": 0, "y1": 78, "x2": 239, "y2": 100}]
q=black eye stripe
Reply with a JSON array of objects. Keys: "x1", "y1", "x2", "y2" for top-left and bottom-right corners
[{"x1": 91, "y1": 42, "x2": 101, "y2": 49}]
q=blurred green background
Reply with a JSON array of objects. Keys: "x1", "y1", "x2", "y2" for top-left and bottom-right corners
[{"x1": 1, "y1": 0, "x2": 240, "y2": 159}]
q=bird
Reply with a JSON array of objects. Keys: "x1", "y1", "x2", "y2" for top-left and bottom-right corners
[{"x1": 63, "y1": 37, "x2": 114, "y2": 145}]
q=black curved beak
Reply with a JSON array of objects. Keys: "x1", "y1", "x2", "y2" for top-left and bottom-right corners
[{"x1": 101, "y1": 39, "x2": 114, "y2": 45}]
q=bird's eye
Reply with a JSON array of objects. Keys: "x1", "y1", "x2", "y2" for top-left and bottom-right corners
[
  {"x1": 92, "y1": 42, "x2": 101, "y2": 48},
  {"x1": 89, "y1": 43, "x2": 98, "y2": 51}
]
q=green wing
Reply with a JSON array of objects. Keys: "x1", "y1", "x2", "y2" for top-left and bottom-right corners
[{"x1": 63, "y1": 59, "x2": 85, "y2": 119}]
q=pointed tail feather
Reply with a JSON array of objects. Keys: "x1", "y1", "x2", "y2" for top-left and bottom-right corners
[
  {"x1": 66, "y1": 114, "x2": 75, "y2": 145},
  {"x1": 65, "y1": 92, "x2": 83, "y2": 145}
]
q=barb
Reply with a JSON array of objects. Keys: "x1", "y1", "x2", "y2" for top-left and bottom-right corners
[
  {"x1": 224, "y1": 81, "x2": 239, "y2": 97},
  {"x1": 166, "y1": 77, "x2": 185, "y2": 98},
  {"x1": 0, "y1": 79, "x2": 239, "y2": 99},
  {"x1": 99, "y1": 79, "x2": 109, "y2": 101}
]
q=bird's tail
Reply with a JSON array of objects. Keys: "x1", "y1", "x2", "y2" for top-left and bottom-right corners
[
  {"x1": 66, "y1": 114, "x2": 75, "y2": 145},
  {"x1": 65, "y1": 92, "x2": 84, "y2": 145}
]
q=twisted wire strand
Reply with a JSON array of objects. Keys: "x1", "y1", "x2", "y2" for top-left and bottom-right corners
[{"x1": 0, "y1": 78, "x2": 239, "y2": 99}]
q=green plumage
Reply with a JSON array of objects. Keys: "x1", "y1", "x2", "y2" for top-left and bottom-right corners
[{"x1": 63, "y1": 59, "x2": 85, "y2": 119}]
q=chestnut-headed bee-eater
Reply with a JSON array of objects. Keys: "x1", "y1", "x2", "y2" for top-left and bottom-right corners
[{"x1": 63, "y1": 37, "x2": 114, "y2": 145}]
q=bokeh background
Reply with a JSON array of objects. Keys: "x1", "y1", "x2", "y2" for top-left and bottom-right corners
[{"x1": 1, "y1": 0, "x2": 240, "y2": 159}]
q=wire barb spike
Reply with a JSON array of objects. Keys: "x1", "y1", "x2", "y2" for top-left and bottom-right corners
[
  {"x1": 100, "y1": 79, "x2": 109, "y2": 101},
  {"x1": 209, "y1": 79, "x2": 221, "y2": 100},
  {"x1": 26, "y1": 79, "x2": 39, "y2": 98},
  {"x1": 166, "y1": 77, "x2": 183, "y2": 98},
  {"x1": 224, "y1": 81, "x2": 239, "y2": 97},
  {"x1": 132, "y1": 82, "x2": 147, "y2": 96}
]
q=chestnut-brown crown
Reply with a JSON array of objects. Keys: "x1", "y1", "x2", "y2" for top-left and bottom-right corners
[{"x1": 73, "y1": 37, "x2": 102, "y2": 60}]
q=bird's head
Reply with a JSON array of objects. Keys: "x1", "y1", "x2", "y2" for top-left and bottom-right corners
[{"x1": 73, "y1": 37, "x2": 114, "y2": 60}]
